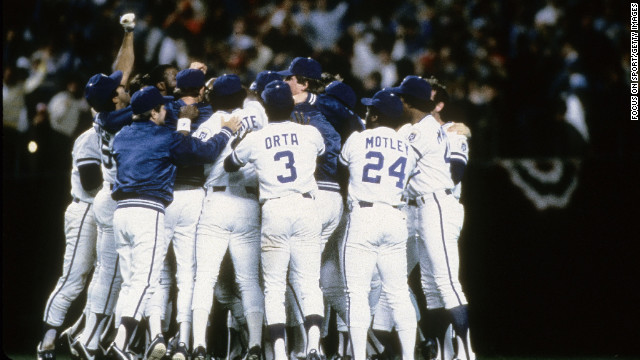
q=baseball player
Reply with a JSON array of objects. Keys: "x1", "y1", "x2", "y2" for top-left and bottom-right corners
[
  {"x1": 190, "y1": 74, "x2": 268, "y2": 360},
  {"x1": 106, "y1": 86, "x2": 240, "y2": 360},
  {"x1": 224, "y1": 80, "x2": 326, "y2": 360},
  {"x1": 278, "y1": 57, "x2": 344, "y2": 357},
  {"x1": 73, "y1": 14, "x2": 136, "y2": 357},
  {"x1": 391, "y1": 76, "x2": 473, "y2": 360},
  {"x1": 37, "y1": 126, "x2": 102, "y2": 360},
  {"x1": 339, "y1": 89, "x2": 418, "y2": 360},
  {"x1": 144, "y1": 67, "x2": 212, "y2": 360},
  {"x1": 316, "y1": 80, "x2": 365, "y2": 147}
]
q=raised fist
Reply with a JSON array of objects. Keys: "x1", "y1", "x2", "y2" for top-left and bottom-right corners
[{"x1": 120, "y1": 13, "x2": 136, "y2": 32}]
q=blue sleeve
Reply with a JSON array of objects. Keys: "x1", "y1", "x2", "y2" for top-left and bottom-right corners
[
  {"x1": 170, "y1": 127, "x2": 233, "y2": 166},
  {"x1": 450, "y1": 159, "x2": 466, "y2": 185},
  {"x1": 97, "y1": 107, "x2": 134, "y2": 134}
]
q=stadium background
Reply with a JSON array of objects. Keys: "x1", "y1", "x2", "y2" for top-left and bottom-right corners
[{"x1": 2, "y1": 0, "x2": 639, "y2": 358}]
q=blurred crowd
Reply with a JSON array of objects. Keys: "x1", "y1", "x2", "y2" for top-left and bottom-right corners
[{"x1": 3, "y1": 0, "x2": 631, "y2": 178}]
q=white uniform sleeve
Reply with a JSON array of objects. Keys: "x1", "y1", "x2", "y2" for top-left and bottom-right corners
[
  {"x1": 448, "y1": 133, "x2": 469, "y2": 164},
  {"x1": 339, "y1": 131, "x2": 357, "y2": 166},
  {"x1": 310, "y1": 126, "x2": 326, "y2": 156},
  {"x1": 231, "y1": 131, "x2": 255, "y2": 166}
]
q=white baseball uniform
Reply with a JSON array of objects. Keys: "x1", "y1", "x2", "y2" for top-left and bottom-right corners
[
  {"x1": 228, "y1": 120, "x2": 325, "y2": 329},
  {"x1": 78, "y1": 117, "x2": 124, "y2": 350},
  {"x1": 404, "y1": 115, "x2": 467, "y2": 310},
  {"x1": 43, "y1": 127, "x2": 101, "y2": 328},
  {"x1": 339, "y1": 126, "x2": 418, "y2": 360},
  {"x1": 191, "y1": 100, "x2": 268, "y2": 349}
]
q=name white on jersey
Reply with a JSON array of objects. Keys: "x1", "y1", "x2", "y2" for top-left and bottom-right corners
[
  {"x1": 71, "y1": 127, "x2": 102, "y2": 202},
  {"x1": 231, "y1": 121, "x2": 325, "y2": 202},
  {"x1": 405, "y1": 115, "x2": 454, "y2": 197},
  {"x1": 340, "y1": 127, "x2": 417, "y2": 207},
  {"x1": 193, "y1": 100, "x2": 268, "y2": 188}
]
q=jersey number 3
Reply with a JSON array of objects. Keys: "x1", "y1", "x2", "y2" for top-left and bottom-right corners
[
  {"x1": 274, "y1": 150, "x2": 297, "y2": 183},
  {"x1": 362, "y1": 151, "x2": 407, "y2": 189}
]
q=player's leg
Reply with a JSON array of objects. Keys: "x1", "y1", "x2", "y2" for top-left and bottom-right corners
[
  {"x1": 41, "y1": 201, "x2": 97, "y2": 353},
  {"x1": 377, "y1": 206, "x2": 416, "y2": 360},
  {"x1": 170, "y1": 187, "x2": 205, "y2": 358},
  {"x1": 110, "y1": 205, "x2": 167, "y2": 359},
  {"x1": 261, "y1": 198, "x2": 294, "y2": 360},
  {"x1": 77, "y1": 188, "x2": 121, "y2": 355},
  {"x1": 192, "y1": 190, "x2": 234, "y2": 353},
  {"x1": 417, "y1": 195, "x2": 470, "y2": 360},
  {"x1": 288, "y1": 196, "x2": 324, "y2": 358},
  {"x1": 228, "y1": 199, "x2": 264, "y2": 358}
]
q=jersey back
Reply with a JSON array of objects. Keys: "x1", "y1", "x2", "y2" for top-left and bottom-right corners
[
  {"x1": 194, "y1": 100, "x2": 268, "y2": 188},
  {"x1": 405, "y1": 115, "x2": 454, "y2": 197},
  {"x1": 70, "y1": 127, "x2": 102, "y2": 202},
  {"x1": 231, "y1": 121, "x2": 325, "y2": 202},
  {"x1": 340, "y1": 127, "x2": 417, "y2": 207}
]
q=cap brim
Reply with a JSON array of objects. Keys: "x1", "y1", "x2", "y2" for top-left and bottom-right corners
[
  {"x1": 109, "y1": 71, "x2": 123, "y2": 86},
  {"x1": 388, "y1": 86, "x2": 405, "y2": 94},
  {"x1": 276, "y1": 70, "x2": 293, "y2": 76},
  {"x1": 361, "y1": 98, "x2": 375, "y2": 106}
]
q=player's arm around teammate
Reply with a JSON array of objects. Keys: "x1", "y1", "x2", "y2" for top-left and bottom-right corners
[
  {"x1": 190, "y1": 74, "x2": 269, "y2": 360},
  {"x1": 224, "y1": 81, "x2": 326, "y2": 360},
  {"x1": 339, "y1": 89, "x2": 418, "y2": 360},
  {"x1": 106, "y1": 86, "x2": 240, "y2": 359}
]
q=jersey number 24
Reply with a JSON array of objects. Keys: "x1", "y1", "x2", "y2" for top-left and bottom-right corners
[{"x1": 362, "y1": 151, "x2": 407, "y2": 189}]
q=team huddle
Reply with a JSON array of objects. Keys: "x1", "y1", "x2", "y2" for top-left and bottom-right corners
[{"x1": 37, "y1": 13, "x2": 473, "y2": 360}]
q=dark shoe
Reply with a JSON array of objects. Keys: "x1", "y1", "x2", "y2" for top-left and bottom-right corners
[
  {"x1": 244, "y1": 345, "x2": 261, "y2": 360},
  {"x1": 420, "y1": 338, "x2": 439, "y2": 360},
  {"x1": 306, "y1": 349, "x2": 324, "y2": 360},
  {"x1": 192, "y1": 345, "x2": 207, "y2": 360},
  {"x1": 37, "y1": 342, "x2": 56, "y2": 360},
  {"x1": 145, "y1": 334, "x2": 167, "y2": 360},
  {"x1": 172, "y1": 342, "x2": 188, "y2": 360}
]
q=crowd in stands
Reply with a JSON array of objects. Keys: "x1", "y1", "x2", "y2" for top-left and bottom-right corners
[{"x1": 3, "y1": 0, "x2": 630, "y2": 178}]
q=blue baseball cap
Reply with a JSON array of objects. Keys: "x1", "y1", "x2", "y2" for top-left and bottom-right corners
[
  {"x1": 389, "y1": 75, "x2": 432, "y2": 101},
  {"x1": 361, "y1": 89, "x2": 403, "y2": 118},
  {"x1": 277, "y1": 57, "x2": 322, "y2": 80},
  {"x1": 250, "y1": 70, "x2": 282, "y2": 94},
  {"x1": 325, "y1": 81, "x2": 357, "y2": 109},
  {"x1": 85, "y1": 71, "x2": 123, "y2": 112},
  {"x1": 211, "y1": 74, "x2": 243, "y2": 97},
  {"x1": 261, "y1": 80, "x2": 294, "y2": 111},
  {"x1": 130, "y1": 86, "x2": 174, "y2": 115},
  {"x1": 176, "y1": 68, "x2": 205, "y2": 89}
]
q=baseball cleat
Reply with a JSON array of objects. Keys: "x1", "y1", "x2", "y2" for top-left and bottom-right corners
[
  {"x1": 192, "y1": 345, "x2": 207, "y2": 360},
  {"x1": 306, "y1": 349, "x2": 325, "y2": 360},
  {"x1": 145, "y1": 334, "x2": 167, "y2": 360},
  {"x1": 37, "y1": 342, "x2": 56, "y2": 360},
  {"x1": 243, "y1": 345, "x2": 262, "y2": 360},
  {"x1": 172, "y1": 342, "x2": 188, "y2": 360}
]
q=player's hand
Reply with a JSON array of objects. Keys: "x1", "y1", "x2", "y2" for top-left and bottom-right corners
[
  {"x1": 447, "y1": 122, "x2": 472, "y2": 138},
  {"x1": 231, "y1": 128, "x2": 252, "y2": 149},
  {"x1": 190, "y1": 61, "x2": 208, "y2": 74},
  {"x1": 179, "y1": 105, "x2": 199, "y2": 120},
  {"x1": 120, "y1": 13, "x2": 136, "y2": 32},
  {"x1": 221, "y1": 115, "x2": 242, "y2": 134},
  {"x1": 293, "y1": 111, "x2": 311, "y2": 125}
]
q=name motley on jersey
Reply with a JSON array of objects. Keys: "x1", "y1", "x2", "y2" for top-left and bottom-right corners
[
  {"x1": 365, "y1": 136, "x2": 409, "y2": 154},
  {"x1": 265, "y1": 133, "x2": 299, "y2": 149}
]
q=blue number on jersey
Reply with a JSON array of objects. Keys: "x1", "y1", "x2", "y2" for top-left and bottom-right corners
[
  {"x1": 99, "y1": 129, "x2": 114, "y2": 169},
  {"x1": 362, "y1": 151, "x2": 383, "y2": 184},
  {"x1": 362, "y1": 151, "x2": 407, "y2": 189},
  {"x1": 274, "y1": 150, "x2": 297, "y2": 183},
  {"x1": 388, "y1": 157, "x2": 407, "y2": 189}
]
